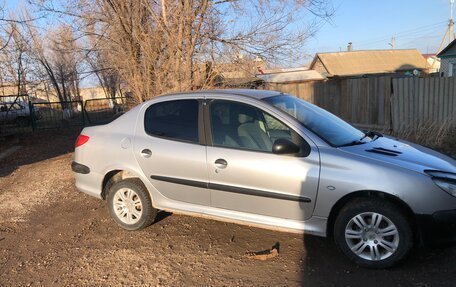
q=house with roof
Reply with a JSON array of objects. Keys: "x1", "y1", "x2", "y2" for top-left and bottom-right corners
[
  {"x1": 437, "y1": 39, "x2": 456, "y2": 76},
  {"x1": 192, "y1": 60, "x2": 265, "y2": 89},
  {"x1": 310, "y1": 49, "x2": 428, "y2": 78},
  {"x1": 422, "y1": 53, "x2": 440, "y2": 74},
  {"x1": 256, "y1": 68, "x2": 324, "y2": 84}
]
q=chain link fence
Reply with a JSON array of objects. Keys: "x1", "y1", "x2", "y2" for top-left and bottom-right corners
[
  {"x1": 0, "y1": 95, "x2": 33, "y2": 136},
  {"x1": 32, "y1": 101, "x2": 84, "y2": 130},
  {"x1": 84, "y1": 97, "x2": 130, "y2": 125}
]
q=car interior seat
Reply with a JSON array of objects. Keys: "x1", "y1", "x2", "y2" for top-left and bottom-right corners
[
  {"x1": 237, "y1": 110, "x2": 273, "y2": 151},
  {"x1": 211, "y1": 109, "x2": 241, "y2": 147}
]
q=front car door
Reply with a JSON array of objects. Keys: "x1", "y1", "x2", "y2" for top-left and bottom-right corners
[
  {"x1": 134, "y1": 97, "x2": 210, "y2": 206},
  {"x1": 205, "y1": 97, "x2": 320, "y2": 221}
]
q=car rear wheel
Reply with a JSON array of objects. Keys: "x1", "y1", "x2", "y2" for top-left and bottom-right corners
[
  {"x1": 107, "y1": 178, "x2": 157, "y2": 231},
  {"x1": 334, "y1": 198, "x2": 413, "y2": 268}
]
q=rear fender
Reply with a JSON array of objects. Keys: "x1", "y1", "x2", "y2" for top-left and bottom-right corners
[{"x1": 102, "y1": 166, "x2": 158, "y2": 205}]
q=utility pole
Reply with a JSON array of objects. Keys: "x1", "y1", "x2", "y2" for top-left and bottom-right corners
[
  {"x1": 450, "y1": 0, "x2": 455, "y2": 42},
  {"x1": 437, "y1": 0, "x2": 456, "y2": 54},
  {"x1": 449, "y1": 19, "x2": 454, "y2": 42},
  {"x1": 389, "y1": 34, "x2": 395, "y2": 49}
]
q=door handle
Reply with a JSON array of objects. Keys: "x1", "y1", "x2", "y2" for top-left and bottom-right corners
[
  {"x1": 140, "y1": 149, "x2": 152, "y2": 158},
  {"x1": 214, "y1": 158, "x2": 228, "y2": 169}
]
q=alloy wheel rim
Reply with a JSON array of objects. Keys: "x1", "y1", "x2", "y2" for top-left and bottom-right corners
[
  {"x1": 113, "y1": 188, "x2": 143, "y2": 224},
  {"x1": 345, "y1": 212, "x2": 399, "y2": 261}
]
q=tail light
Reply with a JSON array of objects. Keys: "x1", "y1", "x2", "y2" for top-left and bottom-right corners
[{"x1": 75, "y1": 134, "x2": 89, "y2": 148}]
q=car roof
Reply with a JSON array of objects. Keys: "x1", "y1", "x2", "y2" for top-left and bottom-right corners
[{"x1": 160, "y1": 89, "x2": 283, "y2": 100}]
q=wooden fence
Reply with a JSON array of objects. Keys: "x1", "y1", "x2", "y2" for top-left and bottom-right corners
[
  {"x1": 265, "y1": 76, "x2": 456, "y2": 132},
  {"x1": 391, "y1": 77, "x2": 456, "y2": 131}
]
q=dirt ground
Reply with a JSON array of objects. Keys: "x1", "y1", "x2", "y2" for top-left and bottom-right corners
[{"x1": 1, "y1": 130, "x2": 456, "y2": 287}]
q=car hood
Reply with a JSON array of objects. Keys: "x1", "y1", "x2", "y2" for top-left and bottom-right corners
[{"x1": 338, "y1": 136, "x2": 456, "y2": 174}]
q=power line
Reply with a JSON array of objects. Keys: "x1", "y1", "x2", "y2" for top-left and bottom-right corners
[
  {"x1": 356, "y1": 21, "x2": 447, "y2": 47},
  {"x1": 356, "y1": 26, "x2": 447, "y2": 50}
]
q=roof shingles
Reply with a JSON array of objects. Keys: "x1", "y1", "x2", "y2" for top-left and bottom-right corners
[{"x1": 311, "y1": 49, "x2": 427, "y2": 77}]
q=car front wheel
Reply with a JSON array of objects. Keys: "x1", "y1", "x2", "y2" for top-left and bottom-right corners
[
  {"x1": 334, "y1": 198, "x2": 413, "y2": 268},
  {"x1": 107, "y1": 178, "x2": 157, "y2": 231}
]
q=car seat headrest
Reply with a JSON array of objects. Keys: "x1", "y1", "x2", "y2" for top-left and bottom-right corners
[{"x1": 238, "y1": 114, "x2": 253, "y2": 124}]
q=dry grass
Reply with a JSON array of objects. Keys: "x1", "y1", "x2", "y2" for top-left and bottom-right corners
[{"x1": 388, "y1": 121, "x2": 456, "y2": 157}]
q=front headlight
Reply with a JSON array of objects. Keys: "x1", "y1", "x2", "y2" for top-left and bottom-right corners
[
  {"x1": 426, "y1": 170, "x2": 456, "y2": 197},
  {"x1": 432, "y1": 178, "x2": 456, "y2": 197}
]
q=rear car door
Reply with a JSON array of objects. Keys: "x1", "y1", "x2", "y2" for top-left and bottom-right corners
[
  {"x1": 205, "y1": 98, "x2": 320, "y2": 221},
  {"x1": 134, "y1": 98, "x2": 210, "y2": 206}
]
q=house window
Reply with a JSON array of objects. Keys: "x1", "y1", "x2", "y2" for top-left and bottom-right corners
[{"x1": 450, "y1": 62, "x2": 456, "y2": 77}]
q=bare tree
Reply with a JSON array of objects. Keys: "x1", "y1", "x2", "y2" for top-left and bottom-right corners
[
  {"x1": 22, "y1": 18, "x2": 82, "y2": 106},
  {"x1": 85, "y1": 37, "x2": 121, "y2": 100},
  {"x1": 0, "y1": 22, "x2": 29, "y2": 97},
  {"x1": 32, "y1": 0, "x2": 333, "y2": 103},
  {"x1": 0, "y1": 2, "x2": 47, "y2": 99},
  {"x1": 48, "y1": 24, "x2": 82, "y2": 101}
]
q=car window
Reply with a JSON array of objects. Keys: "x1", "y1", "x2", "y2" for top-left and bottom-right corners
[
  {"x1": 264, "y1": 95, "x2": 368, "y2": 147},
  {"x1": 209, "y1": 100, "x2": 296, "y2": 152},
  {"x1": 144, "y1": 99, "x2": 199, "y2": 143}
]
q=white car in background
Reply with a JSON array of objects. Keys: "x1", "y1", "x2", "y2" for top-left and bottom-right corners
[{"x1": 0, "y1": 101, "x2": 39, "y2": 125}]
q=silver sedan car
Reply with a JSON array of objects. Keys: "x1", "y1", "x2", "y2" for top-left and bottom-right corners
[{"x1": 72, "y1": 89, "x2": 456, "y2": 268}]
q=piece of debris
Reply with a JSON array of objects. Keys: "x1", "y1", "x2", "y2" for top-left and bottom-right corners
[{"x1": 247, "y1": 242, "x2": 280, "y2": 261}]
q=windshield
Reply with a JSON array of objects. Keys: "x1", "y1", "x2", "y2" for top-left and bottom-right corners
[{"x1": 263, "y1": 95, "x2": 368, "y2": 147}]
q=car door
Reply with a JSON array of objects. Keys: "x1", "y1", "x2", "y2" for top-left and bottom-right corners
[
  {"x1": 134, "y1": 98, "x2": 210, "y2": 206},
  {"x1": 205, "y1": 98, "x2": 320, "y2": 221}
]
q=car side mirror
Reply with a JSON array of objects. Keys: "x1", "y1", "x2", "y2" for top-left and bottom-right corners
[{"x1": 272, "y1": 138, "x2": 300, "y2": 155}]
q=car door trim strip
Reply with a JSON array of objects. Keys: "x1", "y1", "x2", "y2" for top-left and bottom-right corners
[
  {"x1": 150, "y1": 175, "x2": 311, "y2": 203},
  {"x1": 151, "y1": 175, "x2": 208, "y2": 189}
]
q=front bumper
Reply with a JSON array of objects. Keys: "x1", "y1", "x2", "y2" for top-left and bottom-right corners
[{"x1": 416, "y1": 209, "x2": 456, "y2": 246}]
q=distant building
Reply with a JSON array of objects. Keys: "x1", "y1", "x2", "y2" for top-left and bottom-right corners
[
  {"x1": 79, "y1": 87, "x2": 123, "y2": 101},
  {"x1": 310, "y1": 49, "x2": 428, "y2": 78},
  {"x1": 0, "y1": 82, "x2": 123, "y2": 103},
  {"x1": 422, "y1": 53, "x2": 440, "y2": 74},
  {"x1": 437, "y1": 39, "x2": 456, "y2": 76},
  {"x1": 256, "y1": 68, "x2": 324, "y2": 84},
  {"x1": 208, "y1": 60, "x2": 266, "y2": 89},
  {"x1": 190, "y1": 61, "x2": 265, "y2": 89},
  {"x1": 0, "y1": 82, "x2": 59, "y2": 102}
]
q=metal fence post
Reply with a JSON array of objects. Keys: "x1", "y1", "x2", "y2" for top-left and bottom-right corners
[
  {"x1": 29, "y1": 100, "x2": 36, "y2": 131},
  {"x1": 81, "y1": 100, "x2": 86, "y2": 126}
]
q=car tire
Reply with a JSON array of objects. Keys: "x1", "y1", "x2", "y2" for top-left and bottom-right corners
[
  {"x1": 107, "y1": 178, "x2": 157, "y2": 231},
  {"x1": 334, "y1": 198, "x2": 413, "y2": 269}
]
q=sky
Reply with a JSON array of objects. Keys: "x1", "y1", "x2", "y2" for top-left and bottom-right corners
[
  {"x1": 303, "y1": 0, "x2": 453, "y2": 61},
  {"x1": 2, "y1": 0, "x2": 454, "y2": 68}
]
